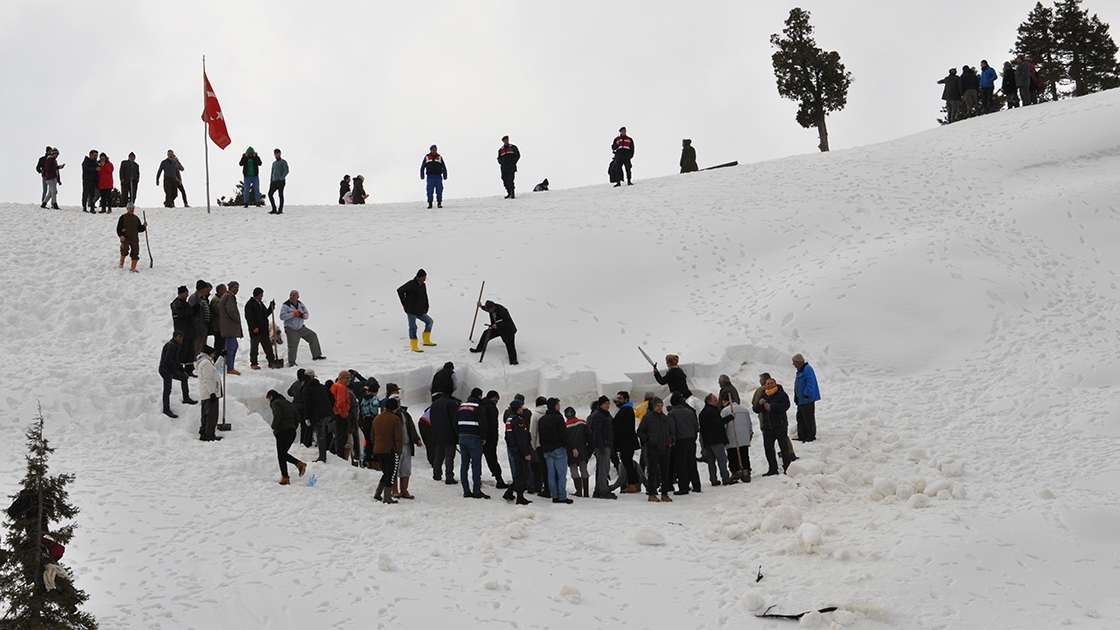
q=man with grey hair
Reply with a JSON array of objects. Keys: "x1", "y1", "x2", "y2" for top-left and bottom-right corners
[
  {"x1": 219, "y1": 281, "x2": 244, "y2": 374},
  {"x1": 792, "y1": 353, "x2": 820, "y2": 442},
  {"x1": 717, "y1": 375, "x2": 739, "y2": 405},
  {"x1": 280, "y1": 290, "x2": 325, "y2": 367}
]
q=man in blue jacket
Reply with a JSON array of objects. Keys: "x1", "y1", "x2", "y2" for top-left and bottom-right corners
[
  {"x1": 792, "y1": 353, "x2": 820, "y2": 442},
  {"x1": 978, "y1": 60, "x2": 998, "y2": 114}
]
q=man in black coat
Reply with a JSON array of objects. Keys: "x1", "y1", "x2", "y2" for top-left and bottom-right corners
[
  {"x1": 503, "y1": 399, "x2": 533, "y2": 504},
  {"x1": 938, "y1": 68, "x2": 963, "y2": 123},
  {"x1": 679, "y1": 139, "x2": 698, "y2": 173},
  {"x1": 431, "y1": 361, "x2": 456, "y2": 397},
  {"x1": 301, "y1": 371, "x2": 335, "y2": 462},
  {"x1": 81, "y1": 150, "x2": 99, "y2": 213},
  {"x1": 667, "y1": 393, "x2": 701, "y2": 495},
  {"x1": 611, "y1": 127, "x2": 634, "y2": 187},
  {"x1": 159, "y1": 331, "x2": 196, "y2": 418},
  {"x1": 428, "y1": 391, "x2": 460, "y2": 483},
  {"x1": 480, "y1": 390, "x2": 507, "y2": 488},
  {"x1": 119, "y1": 152, "x2": 140, "y2": 206},
  {"x1": 244, "y1": 287, "x2": 277, "y2": 369},
  {"x1": 612, "y1": 391, "x2": 641, "y2": 493},
  {"x1": 497, "y1": 136, "x2": 520, "y2": 199},
  {"x1": 397, "y1": 269, "x2": 434, "y2": 352},
  {"x1": 169, "y1": 286, "x2": 193, "y2": 375},
  {"x1": 753, "y1": 377, "x2": 793, "y2": 476},
  {"x1": 470, "y1": 301, "x2": 518, "y2": 364},
  {"x1": 37, "y1": 146, "x2": 52, "y2": 208},
  {"x1": 587, "y1": 396, "x2": 616, "y2": 499}
]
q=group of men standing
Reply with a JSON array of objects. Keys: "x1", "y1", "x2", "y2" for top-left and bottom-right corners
[{"x1": 938, "y1": 55, "x2": 1045, "y2": 122}]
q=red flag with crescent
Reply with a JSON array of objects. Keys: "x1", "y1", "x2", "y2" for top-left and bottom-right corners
[{"x1": 202, "y1": 72, "x2": 231, "y2": 149}]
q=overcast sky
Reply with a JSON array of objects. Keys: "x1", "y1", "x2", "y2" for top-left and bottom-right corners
[{"x1": 3, "y1": 0, "x2": 1118, "y2": 207}]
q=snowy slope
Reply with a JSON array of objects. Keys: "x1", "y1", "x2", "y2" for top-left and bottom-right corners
[{"x1": 2, "y1": 89, "x2": 1120, "y2": 628}]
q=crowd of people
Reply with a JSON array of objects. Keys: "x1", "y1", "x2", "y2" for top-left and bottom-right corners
[
  {"x1": 938, "y1": 54, "x2": 1045, "y2": 123},
  {"x1": 38, "y1": 128, "x2": 710, "y2": 211}
]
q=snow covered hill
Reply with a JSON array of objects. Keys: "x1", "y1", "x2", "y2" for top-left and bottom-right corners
[{"x1": 2, "y1": 89, "x2": 1120, "y2": 628}]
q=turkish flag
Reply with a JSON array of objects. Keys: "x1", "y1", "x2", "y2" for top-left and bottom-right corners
[{"x1": 202, "y1": 72, "x2": 231, "y2": 150}]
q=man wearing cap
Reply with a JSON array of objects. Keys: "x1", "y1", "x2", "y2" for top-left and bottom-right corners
[
  {"x1": 156, "y1": 150, "x2": 184, "y2": 208},
  {"x1": 115, "y1": 203, "x2": 147, "y2": 272},
  {"x1": 218, "y1": 282, "x2": 244, "y2": 374},
  {"x1": 611, "y1": 127, "x2": 635, "y2": 187},
  {"x1": 240, "y1": 147, "x2": 263, "y2": 207},
  {"x1": 268, "y1": 148, "x2": 288, "y2": 214},
  {"x1": 159, "y1": 331, "x2": 196, "y2": 418},
  {"x1": 470, "y1": 300, "x2": 517, "y2": 365},
  {"x1": 244, "y1": 287, "x2": 277, "y2": 370},
  {"x1": 397, "y1": 269, "x2": 435, "y2": 353},
  {"x1": 41, "y1": 148, "x2": 63, "y2": 210},
  {"x1": 503, "y1": 399, "x2": 533, "y2": 504},
  {"x1": 792, "y1": 353, "x2": 820, "y2": 442},
  {"x1": 420, "y1": 145, "x2": 447, "y2": 209},
  {"x1": 480, "y1": 390, "x2": 507, "y2": 489},
  {"x1": 280, "y1": 290, "x2": 325, "y2": 367},
  {"x1": 497, "y1": 136, "x2": 520, "y2": 199},
  {"x1": 119, "y1": 152, "x2": 140, "y2": 207}
]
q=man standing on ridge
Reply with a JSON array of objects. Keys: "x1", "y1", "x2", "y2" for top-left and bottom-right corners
[
  {"x1": 240, "y1": 147, "x2": 263, "y2": 207},
  {"x1": 81, "y1": 150, "x2": 99, "y2": 213},
  {"x1": 978, "y1": 60, "x2": 998, "y2": 114},
  {"x1": 268, "y1": 148, "x2": 288, "y2": 214},
  {"x1": 611, "y1": 127, "x2": 634, "y2": 187},
  {"x1": 792, "y1": 353, "x2": 820, "y2": 442},
  {"x1": 938, "y1": 68, "x2": 962, "y2": 123},
  {"x1": 497, "y1": 136, "x2": 520, "y2": 199},
  {"x1": 680, "y1": 139, "x2": 698, "y2": 173},
  {"x1": 157, "y1": 150, "x2": 184, "y2": 208},
  {"x1": 397, "y1": 269, "x2": 435, "y2": 352},
  {"x1": 37, "y1": 146, "x2": 52, "y2": 208},
  {"x1": 421, "y1": 144, "x2": 447, "y2": 209},
  {"x1": 119, "y1": 152, "x2": 140, "y2": 207}
]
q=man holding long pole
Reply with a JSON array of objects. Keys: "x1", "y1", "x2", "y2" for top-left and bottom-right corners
[{"x1": 470, "y1": 300, "x2": 517, "y2": 365}]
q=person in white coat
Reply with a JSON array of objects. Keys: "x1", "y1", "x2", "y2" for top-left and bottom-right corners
[
  {"x1": 721, "y1": 392, "x2": 753, "y2": 481},
  {"x1": 195, "y1": 346, "x2": 224, "y2": 441}
]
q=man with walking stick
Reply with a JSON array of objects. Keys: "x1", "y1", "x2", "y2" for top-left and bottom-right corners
[
  {"x1": 115, "y1": 203, "x2": 147, "y2": 273},
  {"x1": 470, "y1": 300, "x2": 517, "y2": 365}
]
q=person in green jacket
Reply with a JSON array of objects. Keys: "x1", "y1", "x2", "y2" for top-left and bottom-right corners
[
  {"x1": 267, "y1": 390, "x2": 307, "y2": 485},
  {"x1": 268, "y1": 148, "x2": 289, "y2": 215},
  {"x1": 239, "y1": 146, "x2": 263, "y2": 207}
]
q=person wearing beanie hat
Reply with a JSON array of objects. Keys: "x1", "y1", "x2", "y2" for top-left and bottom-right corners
[
  {"x1": 503, "y1": 398, "x2": 533, "y2": 505},
  {"x1": 587, "y1": 395, "x2": 616, "y2": 499},
  {"x1": 372, "y1": 397, "x2": 404, "y2": 504},
  {"x1": 430, "y1": 361, "x2": 457, "y2": 397},
  {"x1": 610, "y1": 126, "x2": 635, "y2": 187},
  {"x1": 470, "y1": 300, "x2": 518, "y2": 365},
  {"x1": 636, "y1": 396, "x2": 675, "y2": 502},
  {"x1": 480, "y1": 390, "x2": 507, "y2": 489},
  {"x1": 497, "y1": 135, "x2": 520, "y2": 199},
  {"x1": 420, "y1": 144, "x2": 447, "y2": 208},
  {"x1": 667, "y1": 392, "x2": 701, "y2": 495},
  {"x1": 398, "y1": 269, "x2": 435, "y2": 352},
  {"x1": 218, "y1": 281, "x2": 244, "y2": 375},
  {"x1": 239, "y1": 147, "x2": 263, "y2": 207}
]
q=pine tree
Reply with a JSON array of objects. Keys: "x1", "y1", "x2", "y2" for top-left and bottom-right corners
[
  {"x1": 0, "y1": 408, "x2": 97, "y2": 629},
  {"x1": 770, "y1": 8, "x2": 853, "y2": 152},
  {"x1": 1014, "y1": 2, "x2": 1062, "y2": 101},
  {"x1": 1055, "y1": 0, "x2": 1120, "y2": 96}
]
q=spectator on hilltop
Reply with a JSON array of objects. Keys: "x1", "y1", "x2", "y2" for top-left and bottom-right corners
[
  {"x1": 338, "y1": 174, "x2": 351, "y2": 204},
  {"x1": 119, "y1": 152, "x2": 140, "y2": 207},
  {"x1": 680, "y1": 139, "x2": 698, "y2": 173},
  {"x1": 938, "y1": 68, "x2": 963, "y2": 123},
  {"x1": 157, "y1": 150, "x2": 185, "y2": 208},
  {"x1": 268, "y1": 148, "x2": 288, "y2": 215},
  {"x1": 239, "y1": 147, "x2": 263, "y2": 207}
]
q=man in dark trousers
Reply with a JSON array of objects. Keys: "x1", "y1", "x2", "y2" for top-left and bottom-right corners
[
  {"x1": 420, "y1": 145, "x2": 447, "y2": 208},
  {"x1": 611, "y1": 127, "x2": 634, "y2": 187},
  {"x1": 792, "y1": 353, "x2": 820, "y2": 442},
  {"x1": 503, "y1": 399, "x2": 533, "y2": 504},
  {"x1": 119, "y1": 152, "x2": 140, "y2": 206},
  {"x1": 938, "y1": 68, "x2": 963, "y2": 123},
  {"x1": 156, "y1": 150, "x2": 184, "y2": 208},
  {"x1": 428, "y1": 391, "x2": 460, "y2": 483},
  {"x1": 115, "y1": 204, "x2": 147, "y2": 272},
  {"x1": 397, "y1": 269, "x2": 435, "y2": 352},
  {"x1": 81, "y1": 150, "x2": 99, "y2": 213},
  {"x1": 469, "y1": 300, "x2": 517, "y2": 365},
  {"x1": 680, "y1": 139, "x2": 698, "y2": 173},
  {"x1": 159, "y1": 331, "x2": 196, "y2": 418},
  {"x1": 479, "y1": 390, "x2": 507, "y2": 488},
  {"x1": 268, "y1": 148, "x2": 288, "y2": 214},
  {"x1": 37, "y1": 146, "x2": 52, "y2": 208},
  {"x1": 497, "y1": 136, "x2": 520, "y2": 199},
  {"x1": 244, "y1": 287, "x2": 277, "y2": 370}
]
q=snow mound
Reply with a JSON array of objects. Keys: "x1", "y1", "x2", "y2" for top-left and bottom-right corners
[
  {"x1": 633, "y1": 526, "x2": 666, "y2": 546},
  {"x1": 558, "y1": 584, "x2": 581, "y2": 604},
  {"x1": 760, "y1": 505, "x2": 802, "y2": 533},
  {"x1": 377, "y1": 553, "x2": 396, "y2": 572}
]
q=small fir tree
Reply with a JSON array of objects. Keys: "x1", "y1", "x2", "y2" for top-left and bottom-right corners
[
  {"x1": 0, "y1": 408, "x2": 97, "y2": 630},
  {"x1": 770, "y1": 7, "x2": 853, "y2": 152}
]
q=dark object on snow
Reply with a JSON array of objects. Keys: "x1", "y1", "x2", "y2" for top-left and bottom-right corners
[
  {"x1": 701, "y1": 161, "x2": 738, "y2": 171},
  {"x1": 756, "y1": 565, "x2": 763, "y2": 582},
  {"x1": 533, "y1": 178, "x2": 549, "y2": 192},
  {"x1": 755, "y1": 605, "x2": 839, "y2": 620}
]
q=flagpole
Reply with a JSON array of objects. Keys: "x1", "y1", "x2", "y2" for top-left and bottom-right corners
[{"x1": 203, "y1": 55, "x2": 211, "y2": 215}]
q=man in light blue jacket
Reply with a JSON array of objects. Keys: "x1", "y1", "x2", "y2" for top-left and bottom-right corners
[
  {"x1": 279, "y1": 290, "x2": 325, "y2": 367},
  {"x1": 792, "y1": 353, "x2": 820, "y2": 442}
]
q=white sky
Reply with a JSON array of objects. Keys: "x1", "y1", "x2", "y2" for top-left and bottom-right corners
[{"x1": 3, "y1": 0, "x2": 1118, "y2": 206}]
